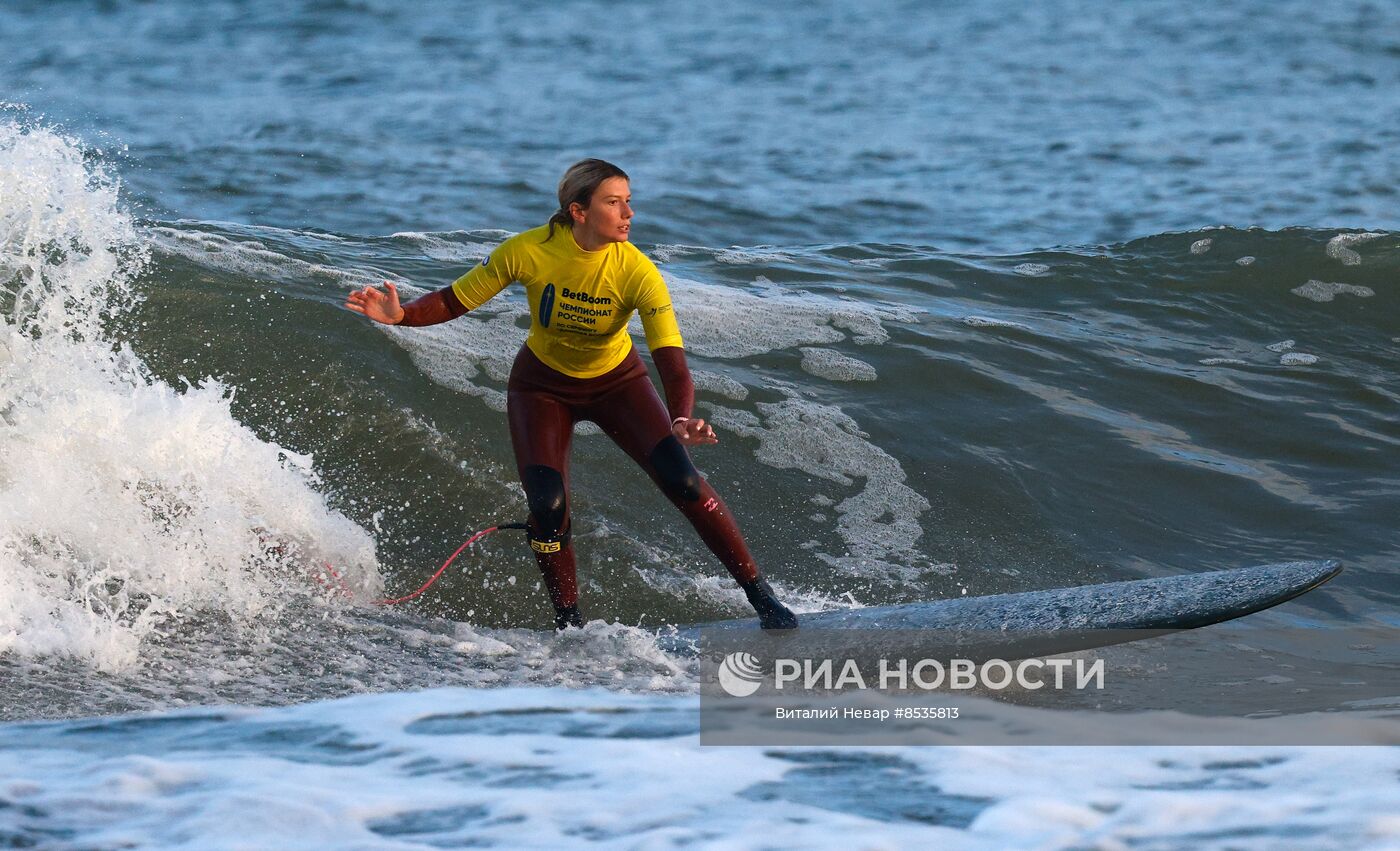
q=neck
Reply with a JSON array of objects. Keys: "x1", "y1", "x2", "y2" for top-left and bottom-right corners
[{"x1": 570, "y1": 227, "x2": 608, "y2": 253}]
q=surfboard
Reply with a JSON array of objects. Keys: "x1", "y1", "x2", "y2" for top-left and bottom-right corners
[{"x1": 663, "y1": 560, "x2": 1341, "y2": 658}]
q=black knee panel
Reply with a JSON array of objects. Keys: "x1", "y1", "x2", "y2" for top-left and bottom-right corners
[
  {"x1": 649, "y1": 435, "x2": 704, "y2": 502},
  {"x1": 523, "y1": 465, "x2": 570, "y2": 549}
]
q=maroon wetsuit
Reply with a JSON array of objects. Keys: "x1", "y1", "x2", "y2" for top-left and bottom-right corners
[{"x1": 507, "y1": 343, "x2": 760, "y2": 612}]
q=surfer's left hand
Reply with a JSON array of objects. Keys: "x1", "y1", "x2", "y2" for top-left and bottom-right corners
[{"x1": 673, "y1": 417, "x2": 718, "y2": 446}]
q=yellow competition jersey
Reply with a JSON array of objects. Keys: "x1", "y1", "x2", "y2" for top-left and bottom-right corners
[{"x1": 450, "y1": 225, "x2": 683, "y2": 378}]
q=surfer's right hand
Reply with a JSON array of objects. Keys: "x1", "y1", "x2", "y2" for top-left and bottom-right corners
[{"x1": 345, "y1": 281, "x2": 405, "y2": 325}]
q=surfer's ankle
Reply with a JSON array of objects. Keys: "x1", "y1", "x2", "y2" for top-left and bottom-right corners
[
  {"x1": 554, "y1": 604, "x2": 583, "y2": 631},
  {"x1": 740, "y1": 578, "x2": 798, "y2": 630}
]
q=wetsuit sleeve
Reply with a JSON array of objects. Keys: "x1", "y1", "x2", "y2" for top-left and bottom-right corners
[
  {"x1": 450, "y1": 239, "x2": 519, "y2": 311},
  {"x1": 396, "y1": 286, "x2": 467, "y2": 326},
  {"x1": 633, "y1": 258, "x2": 684, "y2": 351},
  {"x1": 652, "y1": 346, "x2": 695, "y2": 422}
]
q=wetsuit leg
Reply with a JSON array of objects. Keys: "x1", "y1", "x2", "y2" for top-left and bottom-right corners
[
  {"x1": 506, "y1": 385, "x2": 580, "y2": 624},
  {"x1": 585, "y1": 375, "x2": 761, "y2": 585}
]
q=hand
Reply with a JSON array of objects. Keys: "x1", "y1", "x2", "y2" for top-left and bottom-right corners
[
  {"x1": 345, "y1": 281, "x2": 405, "y2": 325},
  {"x1": 672, "y1": 417, "x2": 718, "y2": 446}
]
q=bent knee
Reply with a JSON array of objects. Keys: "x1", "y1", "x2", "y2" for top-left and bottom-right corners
[
  {"x1": 522, "y1": 465, "x2": 568, "y2": 533},
  {"x1": 649, "y1": 435, "x2": 703, "y2": 502}
]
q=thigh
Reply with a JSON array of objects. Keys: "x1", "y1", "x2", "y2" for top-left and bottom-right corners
[
  {"x1": 507, "y1": 387, "x2": 576, "y2": 485},
  {"x1": 585, "y1": 372, "x2": 675, "y2": 466}
]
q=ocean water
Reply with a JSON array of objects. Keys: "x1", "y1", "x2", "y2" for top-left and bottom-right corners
[{"x1": 2, "y1": 0, "x2": 1398, "y2": 847}]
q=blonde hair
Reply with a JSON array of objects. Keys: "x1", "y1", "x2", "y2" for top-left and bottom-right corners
[{"x1": 545, "y1": 158, "x2": 630, "y2": 241}]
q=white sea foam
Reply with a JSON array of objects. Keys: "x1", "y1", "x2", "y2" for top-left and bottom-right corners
[
  {"x1": 1012, "y1": 263, "x2": 1050, "y2": 276},
  {"x1": 664, "y1": 275, "x2": 922, "y2": 356},
  {"x1": 1279, "y1": 352, "x2": 1319, "y2": 366},
  {"x1": 714, "y1": 246, "x2": 796, "y2": 265},
  {"x1": 0, "y1": 121, "x2": 379, "y2": 672},
  {"x1": 1199, "y1": 357, "x2": 1249, "y2": 366},
  {"x1": 648, "y1": 243, "x2": 705, "y2": 263},
  {"x1": 799, "y1": 347, "x2": 878, "y2": 382},
  {"x1": 1189, "y1": 238, "x2": 1213, "y2": 255},
  {"x1": 1, "y1": 687, "x2": 1395, "y2": 849},
  {"x1": 149, "y1": 225, "x2": 383, "y2": 289},
  {"x1": 1325, "y1": 232, "x2": 1385, "y2": 266},
  {"x1": 385, "y1": 297, "x2": 528, "y2": 413},
  {"x1": 1235, "y1": 256, "x2": 1256, "y2": 266},
  {"x1": 630, "y1": 567, "x2": 842, "y2": 619},
  {"x1": 690, "y1": 369, "x2": 749, "y2": 400},
  {"x1": 1290, "y1": 280, "x2": 1375, "y2": 303},
  {"x1": 963, "y1": 315, "x2": 1032, "y2": 331},
  {"x1": 708, "y1": 392, "x2": 932, "y2": 581},
  {"x1": 389, "y1": 230, "x2": 496, "y2": 262},
  {"x1": 1266, "y1": 339, "x2": 1296, "y2": 353}
]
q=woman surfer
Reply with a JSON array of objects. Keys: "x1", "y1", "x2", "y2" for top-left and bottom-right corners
[{"x1": 345, "y1": 159, "x2": 798, "y2": 631}]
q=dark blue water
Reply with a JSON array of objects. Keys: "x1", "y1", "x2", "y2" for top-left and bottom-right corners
[{"x1": 9, "y1": 0, "x2": 1399, "y2": 249}]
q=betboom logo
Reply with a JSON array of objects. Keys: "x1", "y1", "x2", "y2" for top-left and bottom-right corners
[{"x1": 718, "y1": 652, "x2": 765, "y2": 697}]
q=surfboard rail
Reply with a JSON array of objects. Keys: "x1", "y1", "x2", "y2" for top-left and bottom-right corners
[{"x1": 663, "y1": 560, "x2": 1342, "y2": 657}]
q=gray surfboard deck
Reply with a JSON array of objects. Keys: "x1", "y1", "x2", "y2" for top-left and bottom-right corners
[{"x1": 663, "y1": 560, "x2": 1341, "y2": 657}]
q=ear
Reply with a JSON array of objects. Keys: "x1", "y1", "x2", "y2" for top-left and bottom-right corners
[{"x1": 569, "y1": 201, "x2": 587, "y2": 224}]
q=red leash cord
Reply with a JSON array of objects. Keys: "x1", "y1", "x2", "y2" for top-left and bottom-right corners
[{"x1": 309, "y1": 523, "x2": 526, "y2": 606}]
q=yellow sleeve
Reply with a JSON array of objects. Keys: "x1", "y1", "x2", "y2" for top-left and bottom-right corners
[
  {"x1": 450, "y1": 237, "x2": 519, "y2": 311},
  {"x1": 633, "y1": 256, "x2": 684, "y2": 351}
]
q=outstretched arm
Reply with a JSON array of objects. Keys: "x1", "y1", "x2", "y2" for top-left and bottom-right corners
[
  {"x1": 345, "y1": 281, "x2": 468, "y2": 326},
  {"x1": 653, "y1": 345, "x2": 717, "y2": 446}
]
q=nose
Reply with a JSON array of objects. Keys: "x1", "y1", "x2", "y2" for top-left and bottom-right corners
[{"x1": 621, "y1": 202, "x2": 633, "y2": 219}]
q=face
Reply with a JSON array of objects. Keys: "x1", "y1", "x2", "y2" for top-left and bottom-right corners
[{"x1": 571, "y1": 176, "x2": 633, "y2": 245}]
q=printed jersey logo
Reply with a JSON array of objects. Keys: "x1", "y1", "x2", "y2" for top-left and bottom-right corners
[
  {"x1": 561, "y1": 287, "x2": 612, "y2": 306},
  {"x1": 718, "y1": 652, "x2": 765, "y2": 697},
  {"x1": 539, "y1": 283, "x2": 556, "y2": 328}
]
